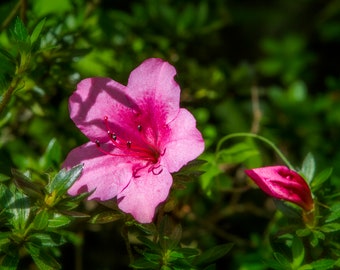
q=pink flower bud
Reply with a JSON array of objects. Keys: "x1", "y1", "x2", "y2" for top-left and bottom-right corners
[{"x1": 245, "y1": 166, "x2": 314, "y2": 212}]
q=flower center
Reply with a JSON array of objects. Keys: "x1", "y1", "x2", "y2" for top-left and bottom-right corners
[{"x1": 95, "y1": 116, "x2": 163, "y2": 175}]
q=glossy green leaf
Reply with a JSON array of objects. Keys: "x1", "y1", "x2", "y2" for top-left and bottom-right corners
[
  {"x1": 32, "y1": 210, "x2": 49, "y2": 230},
  {"x1": 28, "y1": 232, "x2": 65, "y2": 247},
  {"x1": 48, "y1": 213, "x2": 72, "y2": 228},
  {"x1": 25, "y1": 242, "x2": 61, "y2": 270},
  {"x1": 7, "y1": 187, "x2": 30, "y2": 230},
  {"x1": 46, "y1": 164, "x2": 83, "y2": 197}
]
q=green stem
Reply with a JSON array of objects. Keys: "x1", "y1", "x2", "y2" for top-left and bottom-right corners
[{"x1": 216, "y1": 132, "x2": 294, "y2": 169}]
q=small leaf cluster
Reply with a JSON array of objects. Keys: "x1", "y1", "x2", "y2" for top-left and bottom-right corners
[
  {"x1": 0, "y1": 165, "x2": 86, "y2": 269},
  {"x1": 130, "y1": 217, "x2": 233, "y2": 270}
]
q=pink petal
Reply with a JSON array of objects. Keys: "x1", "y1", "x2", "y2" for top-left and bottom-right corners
[
  {"x1": 69, "y1": 77, "x2": 133, "y2": 141},
  {"x1": 127, "y1": 58, "x2": 181, "y2": 123},
  {"x1": 117, "y1": 167, "x2": 172, "y2": 223},
  {"x1": 161, "y1": 109, "x2": 205, "y2": 173},
  {"x1": 63, "y1": 142, "x2": 132, "y2": 200}
]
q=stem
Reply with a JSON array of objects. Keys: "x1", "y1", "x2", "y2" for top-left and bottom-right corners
[
  {"x1": 0, "y1": 76, "x2": 20, "y2": 116},
  {"x1": 121, "y1": 225, "x2": 134, "y2": 264},
  {"x1": 216, "y1": 132, "x2": 294, "y2": 169}
]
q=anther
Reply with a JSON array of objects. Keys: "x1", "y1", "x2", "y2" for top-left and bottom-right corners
[
  {"x1": 137, "y1": 124, "x2": 142, "y2": 131},
  {"x1": 108, "y1": 132, "x2": 117, "y2": 140},
  {"x1": 95, "y1": 140, "x2": 100, "y2": 147},
  {"x1": 126, "y1": 141, "x2": 132, "y2": 148}
]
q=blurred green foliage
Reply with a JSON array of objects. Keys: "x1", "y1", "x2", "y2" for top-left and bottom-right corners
[{"x1": 1, "y1": 0, "x2": 340, "y2": 269}]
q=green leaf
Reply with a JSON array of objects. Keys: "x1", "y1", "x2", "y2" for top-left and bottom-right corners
[
  {"x1": 130, "y1": 258, "x2": 159, "y2": 269},
  {"x1": 7, "y1": 187, "x2": 30, "y2": 230},
  {"x1": 137, "y1": 236, "x2": 160, "y2": 251},
  {"x1": 194, "y1": 243, "x2": 233, "y2": 267},
  {"x1": 311, "y1": 168, "x2": 333, "y2": 191},
  {"x1": 25, "y1": 242, "x2": 61, "y2": 270},
  {"x1": 217, "y1": 142, "x2": 259, "y2": 164},
  {"x1": 0, "y1": 252, "x2": 20, "y2": 270},
  {"x1": 309, "y1": 259, "x2": 335, "y2": 270},
  {"x1": 11, "y1": 17, "x2": 29, "y2": 43},
  {"x1": 48, "y1": 213, "x2": 72, "y2": 228},
  {"x1": 32, "y1": 210, "x2": 49, "y2": 230},
  {"x1": 320, "y1": 222, "x2": 340, "y2": 233},
  {"x1": 296, "y1": 228, "x2": 311, "y2": 237},
  {"x1": 28, "y1": 232, "x2": 65, "y2": 247},
  {"x1": 273, "y1": 252, "x2": 291, "y2": 269},
  {"x1": 12, "y1": 168, "x2": 44, "y2": 199},
  {"x1": 89, "y1": 210, "x2": 125, "y2": 224},
  {"x1": 30, "y1": 18, "x2": 46, "y2": 45},
  {"x1": 46, "y1": 164, "x2": 83, "y2": 197},
  {"x1": 300, "y1": 152, "x2": 315, "y2": 184},
  {"x1": 325, "y1": 202, "x2": 340, "y2": 223},
  {"x1": 39, "y1": 138, "x2": 62, "y2": 170},
  {"x1": 291, "y1": 237, "x2": 304, "y2": 268}
]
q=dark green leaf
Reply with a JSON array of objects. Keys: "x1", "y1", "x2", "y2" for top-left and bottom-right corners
[
  {"x1": 46, "y1": 164, "x2": 83, "y2": 197},
  {"x1": 194, "y1": 243, "x2": 233, "y2": 266},
  {"x1": 130, "y1": 258, "x2": 159, "y2": 269},
  {"x1": 0, "y1": 252, "x2": 20, "y2": 270},
  {"x1": 300, "y1": 152, "x2": 315, "y2": 184},
  {"x1": 12, "y1": 168, "x2": 44, "y2": 199},
  {"x1": 137, "y1": 236, "x2": 160, "y2": 251},
  {"x1": 325, "y1": 202, "x2": 340, "y2": 223},
  {"x1": 11, "y1": 17, "x2": 29, "y2": 43}
]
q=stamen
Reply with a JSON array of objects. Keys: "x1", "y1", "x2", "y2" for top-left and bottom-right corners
[
  {"x1": 137, "y1": 124, "x2": 142, "y2": 131},
  {"x1": 127, "y1": 141, "x2": 131, "y2": 148}
]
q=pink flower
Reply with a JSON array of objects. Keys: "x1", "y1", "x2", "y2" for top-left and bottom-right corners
[
  {"x1": 245, "y1": 166, "x2": 314, "y2": 212},
  {"x1": 63, "y1": 58, "x2": 204, "y2": 223}
]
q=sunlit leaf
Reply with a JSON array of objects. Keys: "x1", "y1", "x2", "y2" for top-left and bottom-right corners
[{"x1": 46, "y1": 164, "x2": 83, "y2": 197}]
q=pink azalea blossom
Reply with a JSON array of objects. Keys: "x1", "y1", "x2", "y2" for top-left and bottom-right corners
[
  {"x1": 63, "y1": 58, "x2": 204, "y2": 223},
  {"x1": 245, "y1": 166, "x2": 314, "y2": 212}
]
